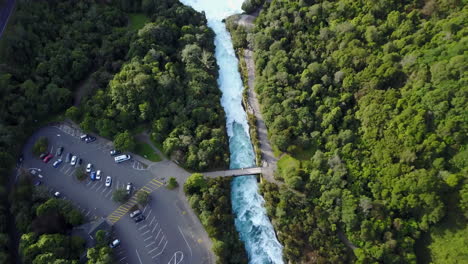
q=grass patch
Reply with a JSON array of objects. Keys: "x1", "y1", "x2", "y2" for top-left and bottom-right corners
[
  {"x1": 134, "y1": 141, "x2": 162, "y2": 162},
  {"x1": 276, "y1": 154, "x2": 300, "y2": 181},
  {"x1": 292, "y1": 146, "x2": 316, "y2": 161},
  {"x1": 128, "y1": 13, "x2": 150, "y2": 31}
]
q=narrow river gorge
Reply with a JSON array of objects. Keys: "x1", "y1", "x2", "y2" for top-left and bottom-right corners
[{"x1": 179, "y1": 0, "x2": 284, "y2": 263}]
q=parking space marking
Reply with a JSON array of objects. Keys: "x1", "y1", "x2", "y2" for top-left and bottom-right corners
[
  {"x1": 145, "y1": 241, "x2": 155, "y2": 248},
  {"x1": 152, "y1": 223, "x2": 159, "y2": 233},
  {"x1": 138, "y1": 225, "x2": 148, "y2": 231},
  {"x1": 106, "y1": 178, "x2": 164, "y2": 224},
  {"x1": 101, "y1": 187, "x2": 108, "y2": 193},
  {"x1": 142, "y1": 205, "x2": 149, "y2": 214},
  {"x1": 95, "y1": 185, "x2": 103, "y2": 192},
  {"x1": 104, "y1": 188, "x2": 113, "y2": 198},
  {"x1": 141, "y1": 230, "x2": 150, "y2": 236},
  {"x1": 147, "y1": 209, "x2": 153, "y2": 219},
  {"x1": 144, "y1": 236, "x2": 153, "y2": 242},
  {"x1": 89, "y1": 182, "x2": 99, "y2": 190},
  {"x1": 87, "y1": 180, "x2": 93, "y2": 186}
]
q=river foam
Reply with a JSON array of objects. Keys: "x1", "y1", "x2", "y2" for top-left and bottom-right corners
[{"x1": 179, "y1": 0, "x2": 284, "y2": 263}]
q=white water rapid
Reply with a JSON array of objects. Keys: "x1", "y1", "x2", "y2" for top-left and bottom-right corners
[{"x1": 179, "y1": 0, "x2": 284, "y2": 263}]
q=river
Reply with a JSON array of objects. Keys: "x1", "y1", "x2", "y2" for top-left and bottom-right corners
[{"x1": 179, "y1": 0, "x2": 284, "y2": 263}]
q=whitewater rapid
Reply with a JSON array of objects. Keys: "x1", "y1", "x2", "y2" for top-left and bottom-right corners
[{"x1": 179, "y1": 0, "x2": 284, "y2": 263}]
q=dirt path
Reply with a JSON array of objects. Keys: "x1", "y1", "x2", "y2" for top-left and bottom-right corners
[{"x1": 244, "y1": 49, "x2": 281, "y2": 185}]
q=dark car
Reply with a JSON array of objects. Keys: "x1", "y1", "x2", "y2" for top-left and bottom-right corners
[
  {"x1": 65, "y1": 153, "x2": 72, "y2": 163},
  {"x1": 39, "y1": 152, "x2": 49, "y2": 159},
  {"x1": 34, "y1": 181, "x2": 41, "y2": 186},
  {"x1": 43, "y1": 154, "x2": 53, "y2": 163},
  {"x1": 90, "y1": 171, "x2": 96, "y2": 181},
  {"x1": 57, "y1": 146, "x2": 64, "y2": 156},
  {"x1": 77, "y1": 158, "x2": 82, "y2": 165},
  {"x1": 85, "y1": 136, "x2": 96, "y2": 143},
  {"x1": 110, "y1": 149, "x2": 121, "y2": 156},
  {"x1": 134, "y1": 214, "x2": 145, "y2": 223}
]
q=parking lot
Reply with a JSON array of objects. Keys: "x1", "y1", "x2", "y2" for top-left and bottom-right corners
[{"x1": 21, "y1": 125, "x2": 212, "y2": 264}]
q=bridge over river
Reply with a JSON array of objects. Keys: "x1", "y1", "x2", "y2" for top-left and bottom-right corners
[{"x1": 202, "y1": 167, "x2": 264, "y2": 178}]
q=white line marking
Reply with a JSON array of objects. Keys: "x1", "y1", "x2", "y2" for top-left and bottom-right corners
[
  {"x1": 95, "y1": 185, "x2": 103, "y2": 192},
  {"x1": 157, "y1": 235, "x2": 165, "y2": 247},
  {"x1": 138, "y1": 225, "x2": 148, "y2": 231},
  {"x1": 119, "y1": 256, "x2": 127, "y2": 262},
  {"x1": 135, "y1": 249, "x2": 143, "y2": 264},
  {"x1": 101, "y1": 186, "x2": 107, "y2": 193},
  {"x1": 144, "y1": 236, "x2": 153, "y2": 242},
  {"x1": 149, "y1": 216, "x2": 155, "y2": 226},
  {"x1": 152, "y1": 223, "x2": 159, "y2": 233},
  {"x1": 154, "y1": 229, "x2": 162, "y2": 240},
  {"x1": 141, "y1": 230, "x2": 150, "y2": 236},
  {"x1": 142, "y1": 204, "x2": 149, "y2": 214},
  {"x1": 178, "y1": 226, "x2": 192, "y2": 257},
  {"x1": 146, "y1": 209, "x2": 152, "y2": 219},
  {"x1": 145, "y1": 241, "x2": 155, "y2": 248},
  {"x1": 87, "y1": 180, "x2": 93, "y2": 186},
  {"x1": 104, "y1": 189, "x2": 112, "y2": 198},
  {"x1": 90, "y1": 182, "x2": 98, "y2": 190},
  {"x1": 168, "y1": 251, "x2": 184, "y2": 264},
  {"x1": 151, "y1": 240, "x2": 168, "y2": 257}
]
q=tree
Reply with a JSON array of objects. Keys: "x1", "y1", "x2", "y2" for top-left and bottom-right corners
[
  {"x1": 167, "y1": 177, "x2": 178, "y2": 190},
  {"x1": 136, "y1": 191, "x2": 149, "y2": 206},
  {"x1": 112, "y1": 189, "x2": 129, "y2": 204},
  {"x1": 113, "y1": 131, "x2": 135, "y2": 151},
  {"x1": 75, "y1": 168, "x2": 87, "y2": 181},
  {"x1": 32, "y1": 137, "x2": 48, "y2": 156},
  {"x1": 184, "y1": 173, "x2": 207, "y2": 195},
  {"x1": 65, "y1": 106, "x2": 81, "y2": 121}
]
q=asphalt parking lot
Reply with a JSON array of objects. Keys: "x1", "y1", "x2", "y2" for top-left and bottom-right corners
[{"x1": 21, "y1": 125, "x2": 212, "y2": 264}]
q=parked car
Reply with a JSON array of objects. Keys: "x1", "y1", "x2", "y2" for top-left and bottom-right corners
[
  {"x1": 85, "y1": 136, "x2": 96, "y2": 143},
  {"x1": 134, "y1": 214, "x2": 145, "y2": 223},
  {"x1": 109, "y1": 239, "x2": 120, "y2": 248},
  {"x1": 110, "y1": 149, "x2": 121, "y2": 156},
  {"x1": 57, "y1": 146, "x2": 64, "y2": 156},
  {"x1": 126, "y1": 182, "x2": 133, "y2": 195},
  {"x1": 129, "y1": 210, "x2": 141, "y2": 218},
  {"x1": 90, "y1": 171, "x2": 96, "y2": 181},
  {"x1": 70, "y1": 155, "x2": 77, "y2": 166},
  {"x1": 105, "y1": 176, "x2": 112, "y2": 187},
  {"x1": 80, "y1": 134, "x2": 88, "y2": 141},
  {"x1": 86, "y1": 163, "x2": 92, "y2": 173},
  {"x1": 53, "y1": 159, "x2": 63, "y2": 168},
  {"x1": 39, "y1": 152, "x2": 48, "y2": 159},
  {"x1": 43, "y1": 154, "x2": 53, "y2": 163},
  {"x1": 77, "y1": 158, "x2": 82, "y2": 165},
  {"x1": 96, "y1": 170, "x2": 101, "y2": 180},
  {"x1": 34, "y1": 181, "x2": 41, "y2": 186},
  {"x1": 54, "y1": 191, "x2": 60, "y2": 198},
  {"x1": 65, "y1": 153, "x2": 72, "y2": 163}
]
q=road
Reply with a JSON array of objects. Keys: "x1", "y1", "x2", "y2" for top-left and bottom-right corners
[
  {"x1": 0, "y1": 0, "x2": 14, "y2": 38},
  {"x1": 21, "y1": 125, "x2": 214, "y2": 264}
]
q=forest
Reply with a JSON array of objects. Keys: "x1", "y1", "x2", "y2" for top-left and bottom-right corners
[
  {"x1": 247, "y1": 0, "x2": 467, "y2": 263},
  {"x1": 185, "y1": 174, "x2": 248, "y2": 264},
  {"x1": 78, "y1": 0, "x2": 230, "y2": 172},
  {"x1": 0, "y1": 0, "x2": 230, "y2": 262}
]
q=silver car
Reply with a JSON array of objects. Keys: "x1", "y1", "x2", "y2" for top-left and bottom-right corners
[
  {"x1": 70, "y1": 156, "x2": 77, "y2": 166},
  {"x1": 105, "y1": 176, "x2": 112, "y2": 187}
]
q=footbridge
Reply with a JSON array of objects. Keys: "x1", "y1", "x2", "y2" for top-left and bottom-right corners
[{"x1": 202, "y1": 167, "x2": 263, "y2": 178}]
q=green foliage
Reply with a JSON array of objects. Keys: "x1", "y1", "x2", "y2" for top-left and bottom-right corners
[
  {"x1": 19, "y1": 233, "x2": 84, "y2": 264},
  {"x1": 167, "y1": 177, "x2": 178, "y2": 190},
  {"x1": 32, "y1": 137, "x2": 48, "y2": 156},
  {"x1": 65, "y1": 106, "x2": 81, "y2": 122},
  {"x1": 112, "y1": 189, "x2": 129, "y2": 204},
  {"x1": 136, "y1": 191, "x2": 149, "y2": 206},
  {"x1": 134, "y1": 142, "x2": 161, "y2": 162},
  {"x1": 82, "y1": 1, "x2": 230, "y2": 171},
  {"x1": 128, "y1": 13, "x2": 150, "y2": 31},
  {"x1": 86, "y1": 246, "x2": 113, "y2": 264},
  {"x1": 113, "y1": 131, "x2": 135, "y2": 152},
  {"x1": 36, "y1": 198, "x2": 83, "y2": 227},
  {"x1": 241, "y1": 0, "x2": 265, "y2": 13},
  {"x1": 187, "y1": 177, "x2": 248, "y2": 264},
  {"x1": 184, "y1": 173, "x2": 207, "y2": 195},
  {"x1": 253, "y1": 0, "x2": 468, "y2": 262},
  {"x1": 75, "y1": 168, "x2": 87, "y2": 182}
]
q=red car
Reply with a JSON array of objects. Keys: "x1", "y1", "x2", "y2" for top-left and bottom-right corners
[{"x1": 43, "y1": 153, "x2": 54, "y2": 163}]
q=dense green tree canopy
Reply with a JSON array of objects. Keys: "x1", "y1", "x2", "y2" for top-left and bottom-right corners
[{"x1": 248, "y1": 0, "x2": 467, "y2": 262}]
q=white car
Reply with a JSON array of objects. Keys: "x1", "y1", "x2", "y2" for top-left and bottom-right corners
[
  {"x1": 70, "y1": 156, "x2": 77, "y2": 166},
  {"x1": 54, "y1": 192, "x2": 60, "y2": 197},
  {"x1": 105, "y1": 176, "x2": 112, "y2": 187},
  {"x1": 86, "y1": 163, "x2": 92, "y2": 173},
  {"x1": 109, "y1": 239, "x2": 120, "y2": 248},
  {"x1": 96, "y1": 170, "x2": 101, "y2": 180}
]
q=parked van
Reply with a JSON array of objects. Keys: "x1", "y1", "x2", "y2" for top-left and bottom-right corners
[{"x1": 114, "y1": 154, "x2": 131, "y2": 163}]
